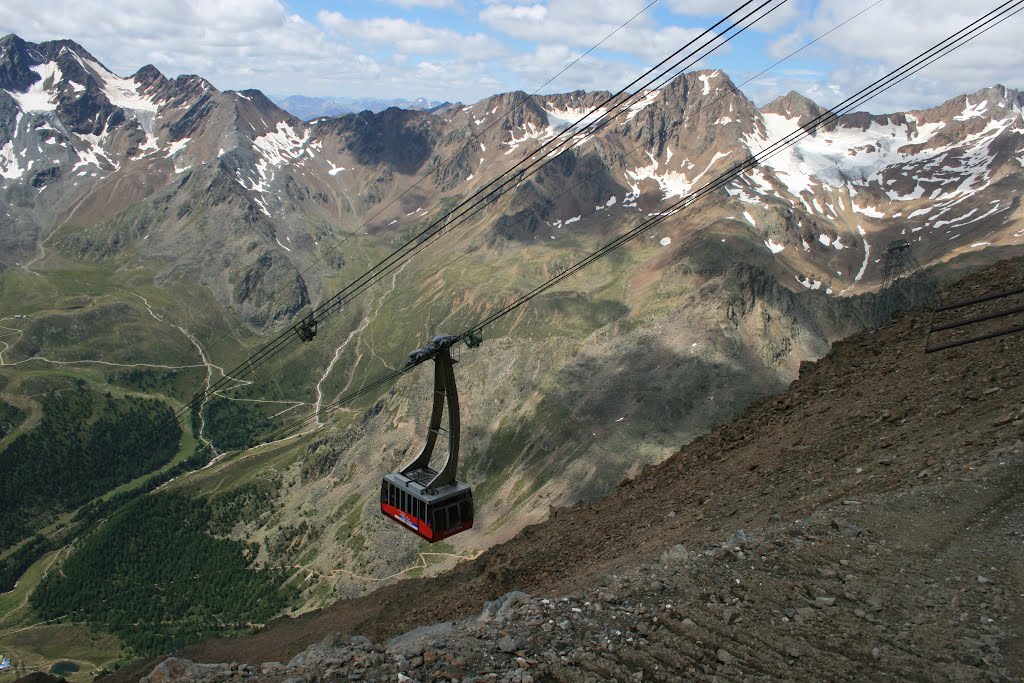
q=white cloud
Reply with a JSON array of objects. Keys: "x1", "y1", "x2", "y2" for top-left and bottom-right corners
[
  {"x1": 0, "y1": 0, "x2": 506, "y2": 100},
  {"x1": 0, "y1": 0, "x2": 1017, "y2": 111},
  {"x1": 767, "y1": 0, "x2": 1024, "y2": 111},
  {"x1": 480, "y1": 0, "x2": 722, "y2": 63},
  {"x1": 666, "y1": 0, "x2": 802, "y2": 32},
  {"x1": 386, "y1": 0, "x2": 458, "y2": 8},
  {"x1": 0, "y1": 0, "x2": 381, "y2": 95},
  {"x1": 504, "y1": 44, "x2": 640, "y2": 93},
  {"x1": 317, "y1": 10, "x2": 503, "y2": 59}
]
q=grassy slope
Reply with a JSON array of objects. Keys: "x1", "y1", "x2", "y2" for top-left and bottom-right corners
[
  {"x1": 0, "y1": 255, "x2": 258, "y2": 667},
  {"x1": 0, "y1": 549, "x2": 122, "y2": 681}
]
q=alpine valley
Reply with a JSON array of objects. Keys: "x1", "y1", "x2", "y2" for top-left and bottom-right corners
[{"x1": 0, "y1": 33, "x2": 1021, "y2": 672}]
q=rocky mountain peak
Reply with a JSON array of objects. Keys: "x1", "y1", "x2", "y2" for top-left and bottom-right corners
[
  {"x1": 37, "y1": 38, "x2": 100, "y2": 64},
  {"x1": 0, "y1": 33, "x2": 42, "y2": 92},
  {"x1": 133, "y1": 64, "x2": 166, "y2": 89},
  {"x1": 231, "y1": 88, "x2": 295, "y2": 122},
  {"x1": 762, "y1": 90, "x2": 829, "y2": 127},
  {"x1": 173, "y1": 73, "x2": 217, "y2": 95},
  {"x1": 968, "y1": 83, "x2": 1024, "y2": 113}
]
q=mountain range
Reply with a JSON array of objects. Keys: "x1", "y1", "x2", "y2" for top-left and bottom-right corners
[
  {"x1": 271, "y1": 94, "x2": 450, "y2": 121},
  {"x1": 0, "y1": 32, "x2": 1022, "y2": 669}
]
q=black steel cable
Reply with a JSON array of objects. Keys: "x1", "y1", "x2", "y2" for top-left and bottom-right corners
[
  {"x1": 256, "y1": 0, "x2": 1023, "y2": 445},
  {"x1": 471, "y1": 0, "x2": 1024, "y2": 332},
  {"x1": 161, "y1": 0, "x2": 782, "y2": 426},
  {"x1": 72, "y1": 0, "x2": 782, "y2": 493},
  {"x1": 255, "y1": 0, "x2": 786, "y2": 351},
  {"x1": 117, "y1": 0, "x2": 671, "y2": 429},
  {"x1": 356, "y1": 0, "x2": 887, "y2": 319}
]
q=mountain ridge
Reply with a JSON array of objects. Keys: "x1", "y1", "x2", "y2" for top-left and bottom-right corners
[{"x1": 2, "y1": 33, "x2": 1020, "y2": 313}]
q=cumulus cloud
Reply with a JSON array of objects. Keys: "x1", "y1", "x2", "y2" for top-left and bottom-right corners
[
  {"x1": 666, "y1": 0, "x2": 802, "y2": 32},
  {"x1": 0, "y1": 0, "x2": 383, "y2": 95},
  {"x1": 480, "y1": 1, "x2": 732, "y2": 64},
  {"x1": 0, "y1": 0, "x2": 509, "y2": 99},
  {"x1": 481, "y1": 0, "x2": 794, "y2": 64},
  {"x1": 386, "y1": 0, "x2": 459, "y2": 8},
  {"x1": 317, "y1": 9, "x2": 502, "y2": 59},
  {"x1": 766, "y1": 0, "x2": 1024, "y2": 111},
  {"x1": 0, "y1": 0, "x2": 1017, "y2": 110},
  {"x1": 503, "y1": 43, "x2": 641, "y2": 93}
]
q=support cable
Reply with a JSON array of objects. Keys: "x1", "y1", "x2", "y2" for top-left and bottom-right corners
[
  {"x1": 254, "y1": 0, "x2": 1023, "y2": 446},
  {"x1": 152, "y1": 0, "x2": 786, "y2": 431}
]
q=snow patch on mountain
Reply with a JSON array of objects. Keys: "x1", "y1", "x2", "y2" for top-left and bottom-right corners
[
  {"x1": 544, "y1": 105, "x2": 606, "y2": 135},
  {"x1": 953, "y1": 98, "x2": 988, "y2": 121},
  {"x1": 72, "y1": 142, "x2": 113, "y2": 172},
  {"x1": 165, "y1": 138, "x2": 191, "y2": 157},
  {"x1": 853, "y1": 203, "x2": 885, "y2": 218},
  {"x1": 85, "y1": 58, "x2": 158, "y2": 113},
  {"x1": 8, "y1": 62, "x2": 62, "y2": 112},
  {"x1": 504, "y1": 120, "x2": 554, "y2": 154},
  {"x1": 627, "y1": 150, "x2": 729, "y2": 201},
  {"x1": 254, "y1": 122, "x2": 310, "y2": 167},
  {"x1": 854, "y1": 226, "x2": 870, "y2": 282},
  {"x1": 798, "y1": 276, "x2": 822, "y2": 290},
  {"x1": 698, "y1": 72, "x2": 717, "y2": 96},
  {"x1": 751, "y1": 113, "x2": 947, "y2": 191},
  {"x1": 626, "y1": 90, "x2": 660, "y2": 121},
  {"x1": 0, "y1": 140, "x2": 24, "y2": 179}
]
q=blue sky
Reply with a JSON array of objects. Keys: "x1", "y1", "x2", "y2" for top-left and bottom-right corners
[{"x1": 2, "y1": 0, "x2": 1022, "y2": 112}]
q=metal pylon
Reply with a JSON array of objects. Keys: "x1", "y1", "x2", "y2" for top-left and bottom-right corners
[{"x1": 874, "y1": 239, "x2": 934, "y2": 328}]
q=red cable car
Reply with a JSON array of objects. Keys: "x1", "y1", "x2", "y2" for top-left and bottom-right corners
[{"x1": 381, "y1": 335, "x2": 474, "y2": 542}]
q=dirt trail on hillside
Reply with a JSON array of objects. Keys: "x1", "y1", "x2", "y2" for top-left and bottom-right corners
[{"x1": 119, "y1": 257, "x2": 1024, "y2": 680}]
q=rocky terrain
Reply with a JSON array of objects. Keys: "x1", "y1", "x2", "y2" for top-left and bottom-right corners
[{"x1": 120, "y1": 257, "x2": 1024, "y2": 681}]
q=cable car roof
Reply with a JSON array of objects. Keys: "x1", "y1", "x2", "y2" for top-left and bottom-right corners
[{"x1": 384, "y1": 471, "x2": 471, "y2": 503}]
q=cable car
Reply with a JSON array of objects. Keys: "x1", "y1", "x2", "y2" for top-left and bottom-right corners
[{"x1": 380, "y1": 335, "x2": 474, "y2": 542}]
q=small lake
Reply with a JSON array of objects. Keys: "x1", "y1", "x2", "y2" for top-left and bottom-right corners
[{"x1": 50, "y1": 661, "x2": 80, "y2": 676}]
